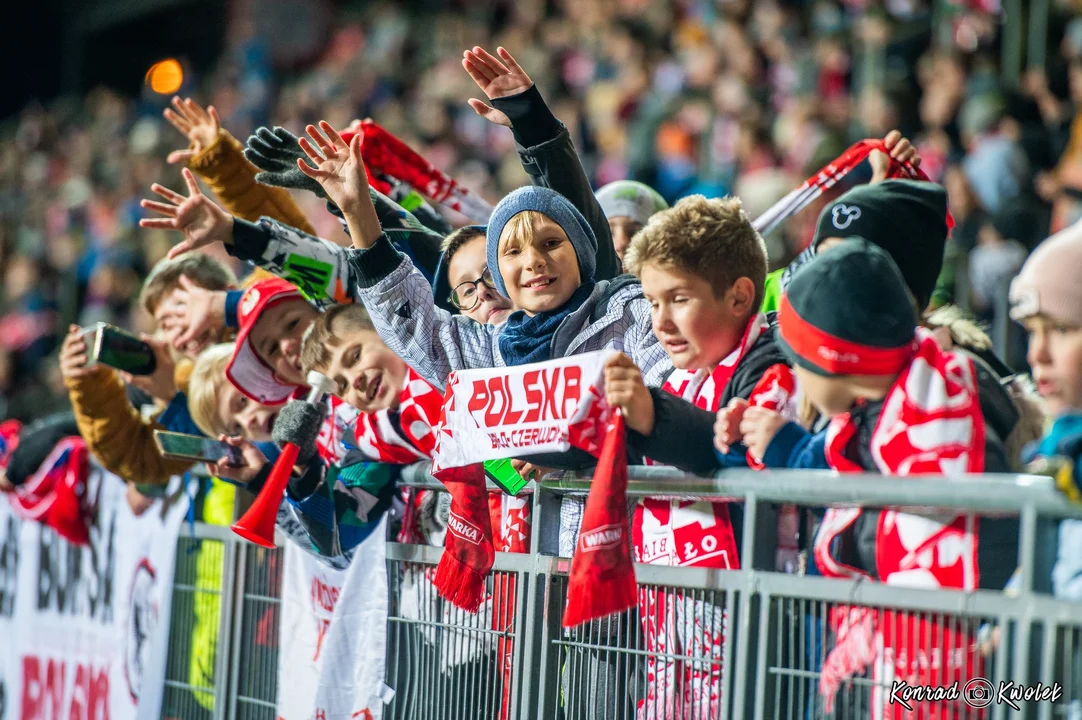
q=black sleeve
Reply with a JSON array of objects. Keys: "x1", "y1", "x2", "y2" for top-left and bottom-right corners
[
  {"x1": 721, "y1": 328, "x2": 791, "y2": 406},
  {"x1": 491, "y1": 86, "x2": 620, "y2": 282},
  {"x1": 286, "y1": 458, "x2": 326, "y2": 502},
  {"x1": 6, "y1": 411, "x2": 81, "y2": 486},
  {"x1": 228, "y1": 217, "x2": 273, "y2": 262},
  {"x1": 626, "y1": 388, "x2": 720, "y2": 476}
]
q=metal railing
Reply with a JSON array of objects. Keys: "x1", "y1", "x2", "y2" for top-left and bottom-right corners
[{"x1": 164, "y1": 466, "x2": 1082, "y2": 719}]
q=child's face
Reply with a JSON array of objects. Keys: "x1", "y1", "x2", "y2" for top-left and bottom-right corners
[
  {"x1": 793, "y1": 365, "x2": 857, "y2": 418},
  {"x1": 322, "y1": 326, "x2": 408, "y2": 414},
  {"x1": 249, "y1": 299, "x2": 321, "y2": 386},
  {"x1": 1024, "y1": 315, "x2": 1082, "y2": 416},
  {"x1": 498, "y1": 215, "x2": 581, "y2": 315},
  {"x1": 608, "y1": 217, "x2": 643, "y2": 263},
  {"x1": 216, "y1": 384, "x2": 277, "y2": 442},
  {"x1": 447, "y1": 236, "x2": 513, "y2": 325},
  {"x1": 640, "y1": 262, "x2": 751, "y2": 371}
]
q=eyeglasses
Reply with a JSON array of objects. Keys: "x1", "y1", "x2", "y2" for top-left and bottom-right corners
[{"x1": 449, "y1": 267, "x2": 497, "y2": 311}]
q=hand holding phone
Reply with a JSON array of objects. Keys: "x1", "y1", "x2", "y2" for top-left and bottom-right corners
[
  {"x1": 81, "y1": 323, "x2": 157, "y2": 376},
  {"x1": 206, "y1": 435, "x2": 269, "y2": 486},
  {"x1": 154, "y1": 431, "x2": 242, "y2": 465}
]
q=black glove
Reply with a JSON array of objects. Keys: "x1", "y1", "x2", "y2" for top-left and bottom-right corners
[
  {"x1": 271, "y1": 400, "x2": 324, "y2": 467},
  {"x1": 244, "y1": 126, "x2": 327, "y2": 199}
]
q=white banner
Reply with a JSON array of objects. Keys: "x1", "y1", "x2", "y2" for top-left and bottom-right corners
[
  {"x1": 433, "y1": 350, "x2": 614, "y2": 470},
  {"x1": 277, "y1": 517, "x2": 390, "y2": 720},
  {"x1": 0, "y1": 469, "x2": 188, "y2": 720}
]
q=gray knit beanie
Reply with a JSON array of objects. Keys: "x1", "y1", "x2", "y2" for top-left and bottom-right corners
[
  {"x1": 485, "y1": 186, "x2": 598, "y2": 297},
  {"x1": 595, "y1": 180, "x2": 668, "y2": 226}
]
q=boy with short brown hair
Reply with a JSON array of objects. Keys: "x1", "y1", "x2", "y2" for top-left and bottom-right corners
[
  {"x1": 607, "y1": 194, "x2": 789, "y2": 472},
  {"x1": 624, "y1": 194, "x2": 768, "y2": 313},
  {"x1": 602, "y1": 194, "x2": 795, "y2": 718}
]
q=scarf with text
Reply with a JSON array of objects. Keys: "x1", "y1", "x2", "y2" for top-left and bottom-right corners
[{"x1": 815, "y1": 330, "x2": 985, "y2": 719}]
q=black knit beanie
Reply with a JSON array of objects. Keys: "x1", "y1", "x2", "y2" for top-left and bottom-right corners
[
  {"x1": 813, "y1": 179, "x2": 949, "y2": 311},
  {"x1": 778, "y1": 238, "x2": 917, "y2": 377}
]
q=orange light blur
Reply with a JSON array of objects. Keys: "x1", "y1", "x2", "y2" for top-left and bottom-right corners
[{"x1": 146, "y1": 59, "x2": 184, "y2": 95}]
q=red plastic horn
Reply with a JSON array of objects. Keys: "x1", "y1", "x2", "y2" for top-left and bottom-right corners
[{"x1": 232, "y1": 372, "x2": 335, "y2": 548}]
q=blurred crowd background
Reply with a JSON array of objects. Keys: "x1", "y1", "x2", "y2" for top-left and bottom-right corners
[{"x1": 2, "y1": 0, "x2": 1081, "y2": 422}]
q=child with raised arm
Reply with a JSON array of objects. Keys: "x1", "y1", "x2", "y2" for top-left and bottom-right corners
[{"x1": 141, "y1": 125, "x2": 671, "y2": 392}]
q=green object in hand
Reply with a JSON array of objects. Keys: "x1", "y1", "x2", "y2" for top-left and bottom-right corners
[{"x1": 484, "y1": 458, "x2": 528, "y2": 495}]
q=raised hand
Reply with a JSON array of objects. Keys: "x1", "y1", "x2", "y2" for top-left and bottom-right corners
[
  {"x1": 869, "y1": 130, "x2": 921, "y2": 183},
  {"x1": 244, "y1": 126, "x2": 327, "y2": 198},
  {"x1": 156, "y1": 275, "x2": 227, "y2": 355},
  {"x1": 296, "y1": 121, "x2": 370, "y2": 216},
  {"x1": 462, "y1": 46, "x2": 533, "y2": 128},
  {"x1": 139, "y1": 168, "x2": 234, "y2": 259},
  {"x1": 163, "y1": 97, "x2": 221, "y2": 165}
]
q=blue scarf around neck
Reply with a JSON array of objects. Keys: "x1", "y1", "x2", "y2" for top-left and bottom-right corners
[{"x1": 498, "y1": 281, "x2": 598, "y2": 365}]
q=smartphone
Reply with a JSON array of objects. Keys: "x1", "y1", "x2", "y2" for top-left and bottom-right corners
[
  {"x1": 81, "y1": 322, "x2": 157, "y2": 376},
  {"x1": 154, "y1": 431, "x2": 242, "y2": 466},
  {"x1": 484, "y1": 458, "x2": 529, "y2": 495}
]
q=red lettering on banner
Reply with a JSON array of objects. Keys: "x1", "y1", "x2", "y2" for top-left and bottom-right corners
[
  {"x1": 315, "y1": 710, "x2": 327, "y2": 720},
  {"x1": 466, "y1": 363, "x2": 593, "y2": 430},
  {"x1": 309, "y1": 578, "x2": 339, "y2": 613},
  {"x1": 20, "y1": 657, "x2": 109, "y2": 720},
  {"x1": 351, "y1": 710, "x2": 374, "y2": 719},
  {"x1": 541, "y1": 369, "x2": 560, "y2": 420},
  {"x1": 467, "y1": 380, "x2": 489, "y2": 416},
  {"x1": 486, "y1": 425, "x2": 562, "y2": 450},
  {"x1": 314, "y1": 618, "x2": 331, "y2": 662},
  {"x1": 484, "y1": 377, "x2": 506, "y2": 427},
  {"x1": 501, "y1": 377, "x2": 524, "y2": 425},
  {"x1": 523, "y1": 371, "x2": 542, "y2": 423},
  {"x1": 562, "y1": 366, "x2": 582, "y2": 417}
]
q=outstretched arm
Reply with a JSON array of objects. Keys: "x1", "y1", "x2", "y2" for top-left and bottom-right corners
[
  {"x1": 463, "y1": 46, "x2": 619, "y2": 280},
  {"x1": 295, "y1": 121, "x2": 383, "y2": 250},
  {"x1": 139, "y1": 169, "x2": 358, "y2": 309},
  {"x1": 163, "y1": 96, "x2": 316, "y2": 235}
]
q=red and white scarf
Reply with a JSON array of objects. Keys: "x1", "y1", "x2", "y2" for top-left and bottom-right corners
[
  {"x1": 343, "y1": 121, "x2": 494, "y2": 223},
  {"x1": 635, "y1": 314, "x2": 796, "y2": 571},
  {"x1": 752, "y1": 139, "x2": 952, "y2": 238},
  {"x1": 815, "y1": 330, "x2": 985, "y2": 719},
  {"x1": 632, "y1": 316, "x2": 797, "y2": 718}
]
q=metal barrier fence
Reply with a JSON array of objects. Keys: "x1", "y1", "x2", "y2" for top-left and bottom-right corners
[{"x1": 164, "y1": 466, "x2": 1082, "y2": 719}]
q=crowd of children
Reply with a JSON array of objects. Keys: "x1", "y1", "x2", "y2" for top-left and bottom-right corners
[{"x1": 2, "y1": 40, "x2": 1082, "y2": 719}]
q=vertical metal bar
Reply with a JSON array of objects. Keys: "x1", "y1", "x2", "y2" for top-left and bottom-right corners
[
  {"x1": 731, "y1": 492, "x2": 758, "y2": 720},
  {"x1": 937, "y1": 0, "x2": 954, "y2": 48},
  {"x1": 1027, "y1": 0, "x2": 1050, "y2": 71},
  {"x1": 1001, "y1": 0, "x2": 1024, "y2": 88},
  {"x1": 1039, "y1": 619, "x2": 1055, "y2": 720},
  {"x1": 720, "y1": 590, "x2": 734, "y2": 720},
  {"x1": 1019, "y1": 504, "x2": 1038, "y2": 594},
  {"x1": 219, "y1": 537, "x2": 242, "y2": 720}
]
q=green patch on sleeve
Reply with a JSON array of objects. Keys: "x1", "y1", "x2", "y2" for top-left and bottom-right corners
[{"x1": 283, "y1": 254, "x2": 333, "y2": 302}]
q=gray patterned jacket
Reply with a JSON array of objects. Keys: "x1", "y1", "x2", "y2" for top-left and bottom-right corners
[{"x1": 232, "y1": 217, "x2": 672, "y2": 393}]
